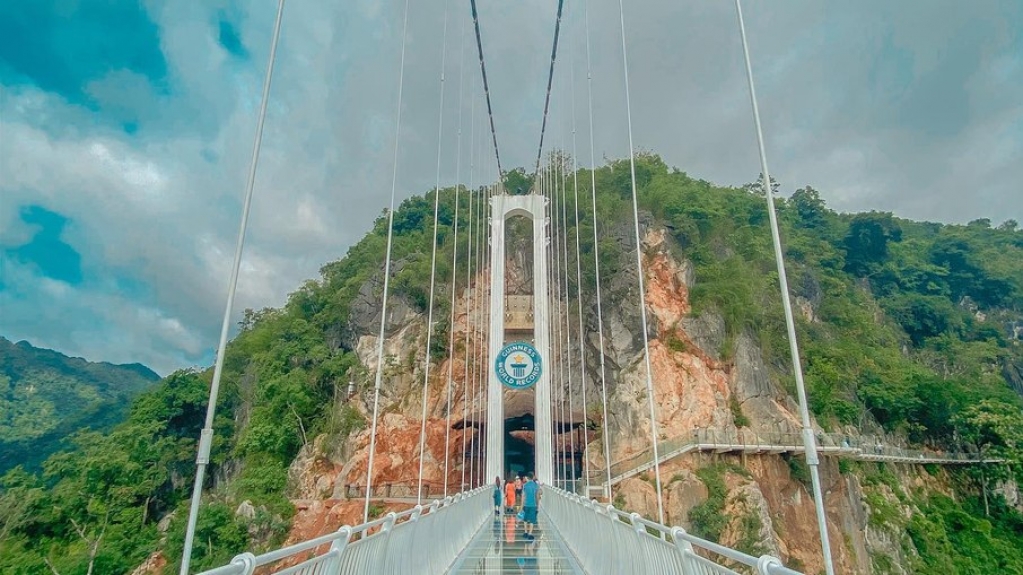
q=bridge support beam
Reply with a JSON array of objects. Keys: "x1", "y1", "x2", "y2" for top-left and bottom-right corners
[{"x1": 486, "y1": 194, "x2": 553, "y2": 483}]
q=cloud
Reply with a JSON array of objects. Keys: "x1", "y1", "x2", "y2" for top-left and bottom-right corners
[{"x1": 0, "y1": 0, "x2": 1020, "y2": 375}]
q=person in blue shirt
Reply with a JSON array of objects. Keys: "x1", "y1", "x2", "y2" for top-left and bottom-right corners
[
  {"x1": 493, "y1": 476, "x2": 502, "y2": 515},
  {"x1": 521, "y1": 473, "x2": 541, "y2": 538}
]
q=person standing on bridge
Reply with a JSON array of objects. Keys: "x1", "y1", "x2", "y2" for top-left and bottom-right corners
[
  {"x1": 504, "y1": 478, "x2": 516, "y2": 513},
  {"x1": 493, "y1": 476, "x2": 503, "y2": 515},
  {"x1": 521, "y1": 473, "x2": 541, "y2": 539}
]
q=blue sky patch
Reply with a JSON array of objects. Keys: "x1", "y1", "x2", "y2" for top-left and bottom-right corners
[
  {"x1": 218, "y1": 13, "x2": 249, "y2": 59},
  {"x1": 0, "y1": 1, "x2": 167, "y2": 106},
  {"x1": 5, "y1": 205, "x2": 83, "y2": 286}
]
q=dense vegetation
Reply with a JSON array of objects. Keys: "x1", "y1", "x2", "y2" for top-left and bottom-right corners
[
  {"x1": 2, "y1": 154, "x2": 1022, "y2": 573},
  {"x1": 0, "y1": 337, "x2": 159, "y2": 474}
]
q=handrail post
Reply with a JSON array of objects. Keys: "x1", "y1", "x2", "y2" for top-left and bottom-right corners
[
  {"x1": 328, "y1": 526, "x2": 353, "y2": 573},
  {"x1": 228, "y1": 552, "x2": 256, "y2": 575},
  {"x1": 671, "y1": 527, "x2": 697, "y2": 575},
  {"x1": 757, "y1": 554, "x2": 787, "y2": 575}
]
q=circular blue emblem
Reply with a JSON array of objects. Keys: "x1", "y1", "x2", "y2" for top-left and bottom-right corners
[{"x1": 495, "y1": 341, "x2": 542, "y2": 389}]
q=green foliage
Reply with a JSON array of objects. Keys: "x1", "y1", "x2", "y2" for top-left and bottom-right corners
[
  {"x1": 164, "y1": 501, "x2": 249, "y2": 573},
  {"x1": 0, "y1": 337, "x2": 159, "y2": 473},
  {"x1": 0, "y1": 370, "x2": 222, "y2": 573},
  {"x1": 843, "y1": 212, "x2": 903, "y2": 276},
  {"x1": 689, "y1": 465, "x2": 729, "y2": 541},
  {"x1": 784, "y1": 456, "x2": 810, "y2": 489},
  {"x1": 729, "y1": 396, "x2": 750, "y2": 428},
  {"x1": 907, "y1": 495, "x2": 1023, "y2": 574}
]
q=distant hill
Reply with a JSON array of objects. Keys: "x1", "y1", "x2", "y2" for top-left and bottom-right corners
[{"x1": 0, "y1": 337, "x2": 160, "y2": 473}]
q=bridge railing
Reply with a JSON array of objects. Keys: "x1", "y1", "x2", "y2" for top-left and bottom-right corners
[
  {"x1": 544, "y1": 487, "x2": 803, "y2": 575},
  {"x1": 196, "y1": 486, "x2": 489, "y2": 575}
]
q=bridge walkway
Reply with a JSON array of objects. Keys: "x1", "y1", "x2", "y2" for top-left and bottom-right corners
[{"x1": 448, "y1": 510, "x2": 584, "y2": 574}]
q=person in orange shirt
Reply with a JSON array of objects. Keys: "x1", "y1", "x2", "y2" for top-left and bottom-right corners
[{"x1": 504, "y1": 479, "x2": 516, "y2": 513}]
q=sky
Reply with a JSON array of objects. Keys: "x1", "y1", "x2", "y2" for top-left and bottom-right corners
[{"x1": 0, "y1": 0, "x2": 1020, "y2": 375}]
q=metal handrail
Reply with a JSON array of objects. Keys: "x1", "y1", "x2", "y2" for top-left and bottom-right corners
[
  {"x1": 196, "y1": 486, "x2": 490, "y2": 575},
  {"x1": 544, "y1": 487, "x2": 804, "y2": 575}
]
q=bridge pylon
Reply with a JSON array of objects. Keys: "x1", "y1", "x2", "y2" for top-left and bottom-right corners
[{"x1": 485, "y1": 193, "x2": 553, "y2": 483}]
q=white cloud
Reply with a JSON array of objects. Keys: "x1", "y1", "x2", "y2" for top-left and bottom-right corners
[{"x1": 0, "y1": 0, "x2": 1020, "y2": 374}]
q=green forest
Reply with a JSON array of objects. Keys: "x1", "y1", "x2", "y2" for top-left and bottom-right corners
[
  {"x1": 2, "y1": 155, "x2": 1022, "y2": 574},
  {"x1": 0, "y1": 337, "x2": 159, "y2": 475}
]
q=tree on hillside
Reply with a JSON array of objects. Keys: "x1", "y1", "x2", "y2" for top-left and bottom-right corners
[
  {"x1": 503, "y1": 167, "x2": 533, "y2": 195},
  {"x1": 788, "y1": 186, "x2": 830, "y2": 230},
  {"x1": 843, "y1": 211, "x2": 903, "y2": 276},
  {"x1": 743, "y1": 173, "x2": 779, "y2": 196}
]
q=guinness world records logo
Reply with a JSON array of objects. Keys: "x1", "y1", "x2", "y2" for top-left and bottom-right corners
[{"x1": 495, "y1": 341, "x2": 542, "y2": 389}]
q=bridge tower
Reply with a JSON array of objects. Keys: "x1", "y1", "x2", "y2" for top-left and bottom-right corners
[{"x1": 485, "y1": 193, "x2": 553, "y2": 483}]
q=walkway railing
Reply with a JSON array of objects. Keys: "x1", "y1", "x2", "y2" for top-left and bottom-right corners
[
  {"x1": 598, "y1": 428, "x2": 997, "y2": 487},
  {"x1": 544, "y1": 487, "x2": 803, "y2": 575},
  {"x1": 196, "y1": 486, "x2": 489, "y2": 575}
]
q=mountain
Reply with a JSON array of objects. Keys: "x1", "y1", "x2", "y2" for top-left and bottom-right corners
[
  {"x1": 2, "y1": 155, "x2": 1022, "y2": 574},
  {"x1": 0, "y1": 337, "x2": 160, "y2": 473}
]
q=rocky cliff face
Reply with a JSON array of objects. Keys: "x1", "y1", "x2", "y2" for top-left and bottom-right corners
[{"x1": 281, "y1": 218, "x2": 954, "y2": 574}]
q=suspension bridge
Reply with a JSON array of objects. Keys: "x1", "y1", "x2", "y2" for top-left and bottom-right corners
[{"x1": 175, "y1": 1, "x2": 1001, "y2": 574}]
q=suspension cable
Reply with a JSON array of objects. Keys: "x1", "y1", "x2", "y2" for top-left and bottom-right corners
[
  {"x1": 569, "y1": 4, "x2": 590, "y2": 495},
  {"x1": 560, "y1": 96, "x2": 578, "y2": 487},
  {"x1": 473, "y1": 109, "x2": 486, "y2": 487},
  {"x1": 178, "y1": 2, "x2": 286, "y2": 572},
  {"x1": 416, "y1": 0, "x2": 451, "y2": 506},
  {"x1": 364, "y1": 0, "x2": 413, "y2": 524},
  {"x1": 533, "y1": 0, "x2": 567, "y2": 175},
  {"x1": 545, "y1": 157, "x2": 560, "y2": 484},
  {"x1": 443, "y1": 7, "x2": 469, "y2": 497},
  {"x1": 583, "y1": 0, "x2": 613, "y2": 499},
  {"x1": 553, "y1": 150, "x2": 566, "y2": 485},
  {"x1": 616, "y1": 0, "x2": 665, "y2": 524},
  {"x1": 461, "y1": 95, "x2": 477, "y2": 490},
  {"x1": 443, "y1": 180, "x2": 461, "y2": 497},
  {"x1": 560, "y1": 143, "x2": 576, "y2": 482},
  {"x1": 733, "y1": 1, "x2": 835, "y2": 572},
  {"x1": 468, "y1": 0, "x2": 504, "y2": 176}
]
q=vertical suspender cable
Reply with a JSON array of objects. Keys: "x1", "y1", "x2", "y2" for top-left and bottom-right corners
[
  {"x1": 733, "y1": 1, "x2": 835, "y2": 572},
  {"x1": 416, "y1": 0, "x2": 451, "y2": 505},
  {"x1": 559, "y1": 137, "x2": 576, "y2": 486},
  {"x1": 461, "y1": 96, "x2": 477, "y2": 490},
  {"x1": 558, "y1": 101, "x2": 577, "y2": 485},
  {"x1": 443, "y1": 182, "x2": 461, "y2": 497},
  {"x1": 548, "y1": 154, "x2": 561, "y2": 484},
  {"x1": 472, "y1": 161, "x2": 486, "y2": 485},
  {"x1": 364, "y1": 0, "x2": 412, "y2": 524},
  {"x1": 583, "y1": 0, "x2": 613, "y2": 499},
  {"x1": 443, "y1": 6, "x2": 470, "y2": 498},
  {"x1": 616, "y1": 0, "x2": 665, "y2": 523},
  {"x1": 555, "y1": 152, "x2": 568, "y2": 485},
  {"x1": 178, "y1": 2, "x2": 286, "y2": 572},
  {"x1": 560, "y1": 146, "x2": 576, "y2": 482},
  {"x1": 569, "y1": 4, "x2": 589, "y2": 494}
]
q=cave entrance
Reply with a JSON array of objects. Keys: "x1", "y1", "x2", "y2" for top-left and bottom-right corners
[{"x1": 504, "y1": 412, "x2": 535, "y2": 478}]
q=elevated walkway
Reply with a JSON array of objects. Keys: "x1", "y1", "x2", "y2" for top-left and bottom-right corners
[{"x1": 600, "y1": 429, "x2": 1002, "y2": 489}]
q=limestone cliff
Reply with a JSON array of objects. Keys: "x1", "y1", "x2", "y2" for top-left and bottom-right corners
[{"x1": 280, "y1": 218, "x2": 993, "y2": 575}]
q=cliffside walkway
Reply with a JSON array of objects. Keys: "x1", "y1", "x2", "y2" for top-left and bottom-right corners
[{"x1": 601, "y1": 429, "x2": 1003, "y2": 488}]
